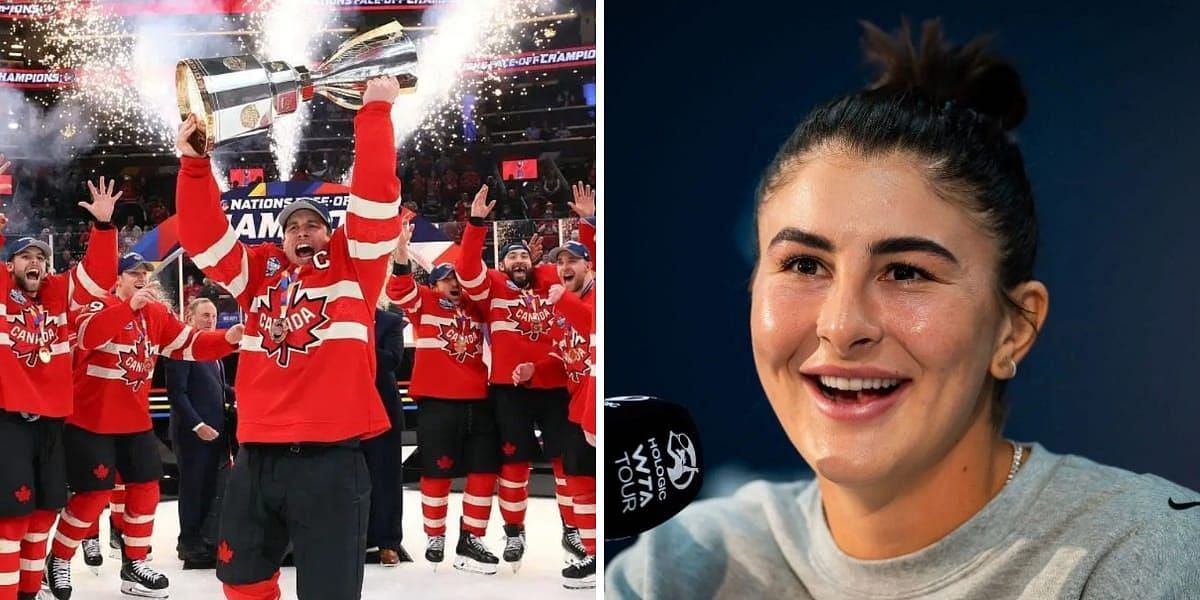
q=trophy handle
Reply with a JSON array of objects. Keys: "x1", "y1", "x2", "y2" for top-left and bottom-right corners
[{"x1": 321, "y1": 20, "x2": 404, "y2": 68}]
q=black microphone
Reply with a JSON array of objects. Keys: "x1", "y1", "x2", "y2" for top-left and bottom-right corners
[{"x1": 605, "y1": 395, "x2": 704, "y2": 540}]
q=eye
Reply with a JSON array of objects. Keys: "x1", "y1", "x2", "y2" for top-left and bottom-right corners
[
  {"x1": 783, "y1": 256, "x2": 825, "y2": 276},
  {"x1": 884, "y1": 263, "x2": 933, "y2": 282}
]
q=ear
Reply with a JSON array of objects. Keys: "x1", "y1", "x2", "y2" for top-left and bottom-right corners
[{"x1": 990, "y1": 280, "x2": 1049, "y2": 380}]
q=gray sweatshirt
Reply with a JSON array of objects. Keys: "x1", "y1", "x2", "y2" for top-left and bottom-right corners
[{"x1": 607, "y1": 443, "x2": 1200, "y2": 599}]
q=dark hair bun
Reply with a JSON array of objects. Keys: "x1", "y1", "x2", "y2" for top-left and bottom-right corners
[{"x1": 860, "y1": 18, "x2": 1027, "y2": 131}]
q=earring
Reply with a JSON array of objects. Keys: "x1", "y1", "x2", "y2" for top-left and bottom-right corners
[{"x1": 1008, "y1": 358, "x2": 1018, "y2": 379}]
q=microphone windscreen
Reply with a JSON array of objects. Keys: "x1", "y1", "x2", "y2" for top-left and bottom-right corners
[{"x1": 604, "y1": 395, "x2": 704, "y2": 540}]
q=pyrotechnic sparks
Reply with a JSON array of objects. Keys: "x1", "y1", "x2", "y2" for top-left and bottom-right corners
[
  {"x1": 390, "y1": 0, "x2": 560, "y2": 149},
  {"x1": 15, "y1": 0, "x2": 576, "y2": 179},
  {"x1": 252, "y1": 0, "x2": 335, "y2": 180}
]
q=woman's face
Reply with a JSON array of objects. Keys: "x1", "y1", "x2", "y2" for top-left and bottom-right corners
[{"x1": 751, "y1": 150, "x2": 1009, "y2": 486}]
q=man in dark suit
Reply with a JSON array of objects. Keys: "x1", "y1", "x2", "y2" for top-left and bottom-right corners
[
  {"x1": 364, "y1": 301, "x2": 412, "y2": 565},
  {"x1": 166, "y1": 298, "x2": 235, "y2": 567}
]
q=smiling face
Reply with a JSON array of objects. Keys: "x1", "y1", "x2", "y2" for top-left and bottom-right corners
[
  {"x1": 435, "y1": 278, "x2": 462, "y2": 301},
  {"x1": 116, "y1": 268, "x2": 152, "y2": 300},
  {"x1": 501, "y1": 249, "x2": 533, "y2": 287},
  {"x1": 8, "y1": 247, "x2": 48, "y2": 295},
  {"x1": 751, "y1": 149, "x2": 1019, "y2": 487},
  {"x1": 282, "y1": 209, "x2": 331, "y2": 266},
  {"x1": 556, "y1": 253, "x2": 591, "y2": 293}
]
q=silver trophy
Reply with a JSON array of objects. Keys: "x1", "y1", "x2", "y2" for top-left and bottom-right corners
[{"x1": 176, "y1": 20, "x2": 418, "y2": 153}]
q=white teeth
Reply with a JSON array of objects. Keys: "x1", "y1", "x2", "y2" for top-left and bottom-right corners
[{"x1": 819, "y1": 376, "x2": 900, "y2": 391}]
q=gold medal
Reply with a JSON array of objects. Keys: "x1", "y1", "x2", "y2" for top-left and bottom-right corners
[{"x1": 38, "y1": 347, "x2": 51, "y2": 364}]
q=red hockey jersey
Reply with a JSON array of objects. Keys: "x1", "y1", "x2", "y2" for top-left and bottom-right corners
[
  {"x1": 0, "y1": 225, "x2": 117, "y2": 416},
  {"x1": 535, "y1": 221, "x2": 597, "y2": 441},
  {"x1": 456, "y1": 221, "x2": 566, "y2": 389},
  {"x1": 177, "y1": 101, "x2": 401, "y2": 443},
  {"x1": 69, "y1": 296, "x2": 236, "y2": 434},
  {"x1": 387, "y1": 270, "x2": 488, "y2": 400}
]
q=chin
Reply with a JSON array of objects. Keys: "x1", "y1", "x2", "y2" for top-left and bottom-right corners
[{"x1": 772, "y1": 392, "x2": 906, "y2": 488}]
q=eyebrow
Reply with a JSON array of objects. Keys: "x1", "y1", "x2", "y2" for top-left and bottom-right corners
[{"x1": 767, "y1": 227, "x2": 959, "y2": 265}]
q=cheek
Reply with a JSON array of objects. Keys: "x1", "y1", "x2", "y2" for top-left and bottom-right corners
[
  {"x1": 883, "y1": 291, "x2": 994, "y2": 375},
  {"x1": 750, "y1": 276, "x2": 820, "y2": 370}
]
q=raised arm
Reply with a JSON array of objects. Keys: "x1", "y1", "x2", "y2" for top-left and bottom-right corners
[
  {"x1": 571, "y1": 181, "x2": 597, "y2": 270},
  {"x1": 386, "y1": 223, "x2": 426, "y2": 317},
  {"x1": 456, "y1": 184, "x2": 495, "y2": 303},
  {"x1": 338, "y1": 77, "x2": 403, "y2": 308},
  {"x1": 59, "y1": 177, "x2": 119, "y2": 308},
  {"x1": 174, "y1": 115, "x2": 270, "y2": 312}
]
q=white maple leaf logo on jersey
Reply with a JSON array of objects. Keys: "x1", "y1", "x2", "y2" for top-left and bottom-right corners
[
  {"x1": 505, "y1": 291, "x2": 553, "y2": 342},
  {"x1": 116, "y1": 336, "x2": 155, "y2": 392},
  {"x1": 435, "y1": 311, "x2": 482, "y2": 363},
  {"x1": 258, "y1": 291, "x2": 331, "y2": 368}
]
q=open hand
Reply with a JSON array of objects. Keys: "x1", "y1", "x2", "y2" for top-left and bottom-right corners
[
  {"x1": 569, "y1": 181, "x2": 595, "y2": 218},
  {"x1": 80, "y1": 176, "x2": 121, "y2": 223},
  {"x1": 469, "y1": 184, "x2": 495, "y2": 219}
]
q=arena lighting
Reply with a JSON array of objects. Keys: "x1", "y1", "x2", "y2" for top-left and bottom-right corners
[{"x1": 7, "y1": 122, "x2": 17, "y2": 130}]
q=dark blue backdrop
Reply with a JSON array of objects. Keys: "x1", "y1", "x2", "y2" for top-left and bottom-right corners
[{"x1": 606, "y1": 2, "x2": 1200, "y2": 554}]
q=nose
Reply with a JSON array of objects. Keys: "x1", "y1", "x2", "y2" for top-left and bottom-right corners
[{"x1": 815, "y1": 276, "x2": 883, "y2": 358}]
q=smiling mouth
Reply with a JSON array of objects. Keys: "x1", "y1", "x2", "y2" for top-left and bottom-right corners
[{"x1": 807, "y1": 375, "x2": 907, "y2": 402}]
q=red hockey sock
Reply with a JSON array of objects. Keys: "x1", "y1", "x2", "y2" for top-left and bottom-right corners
[
  {"x1": 109, "y1": 480, "x2": 126, "y2": 533},
  {"x1": 18, "y1": 510, "x2": 56, "y2": 594},
  {"x1": 120, "y1": 481, "x2": 158, "y2": 561},
  {"x1": 460, "y1": 473, "x2": 496, "y2": 536},
  {"x1": 551, "y1": 458, "x2": 575, "y2": 529},
  {"x1": 497, "y1": 462, "x2": 530, "y2": 527},
  {"x1": 51, "y1": 490, "x2": 110, "y2": 561},
  {"x1": 419, "y1": 477, "x2": 452, "y2": 537},
  {"x1": 0, "y1": 515, "x2": 30, "y2": 599},
  {"x1": 568, "y1": 476, "x2": 596, "y2": 556}
]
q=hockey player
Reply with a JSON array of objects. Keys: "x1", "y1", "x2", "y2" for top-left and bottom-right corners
[
  {"x1": 0, "y1": 181, "x2": 119, "y2": 600},
  {"x1": 513, "y1": 182, "x2": 597, "y2": 589},
  {"x1": 175, "y1": 76, "x2": 402, "y2": 599},
  {"x1": 455, "y1": 186, "x2": 580, "y2": 572},
  {"x1": 386, "y1": 222, "x2": 500, "y2": 574},
  {"x1": 46, "y1": 253, "x2": 241, "y2": 599}
]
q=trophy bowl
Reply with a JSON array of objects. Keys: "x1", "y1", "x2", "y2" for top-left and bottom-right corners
[{"x1": 176, "y1": 21, "x2": 418, "y2": 154}]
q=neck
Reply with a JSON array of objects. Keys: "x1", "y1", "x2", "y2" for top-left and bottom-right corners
[
  {"x1": 818, "y1": 408, "x2": 1011, "y2": 559},
  {"x1": 116, "y1": 288, "x2": 132, "y2": 301}
]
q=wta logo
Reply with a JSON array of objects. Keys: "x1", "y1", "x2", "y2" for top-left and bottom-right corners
[
  {"x1": 614, "y1": 430, "x2": 700, "y2": 514},
  {"x1": 666, "y1": 432, "x2": 699, "y2": 491}
]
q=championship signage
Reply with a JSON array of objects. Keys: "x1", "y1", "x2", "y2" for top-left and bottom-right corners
[
  {"x1": 462, "y1": 45, "x2": 597, "y2": 75},
  {"x1": 221, "y1": 180, "x2": 351, "y2": 244}
]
